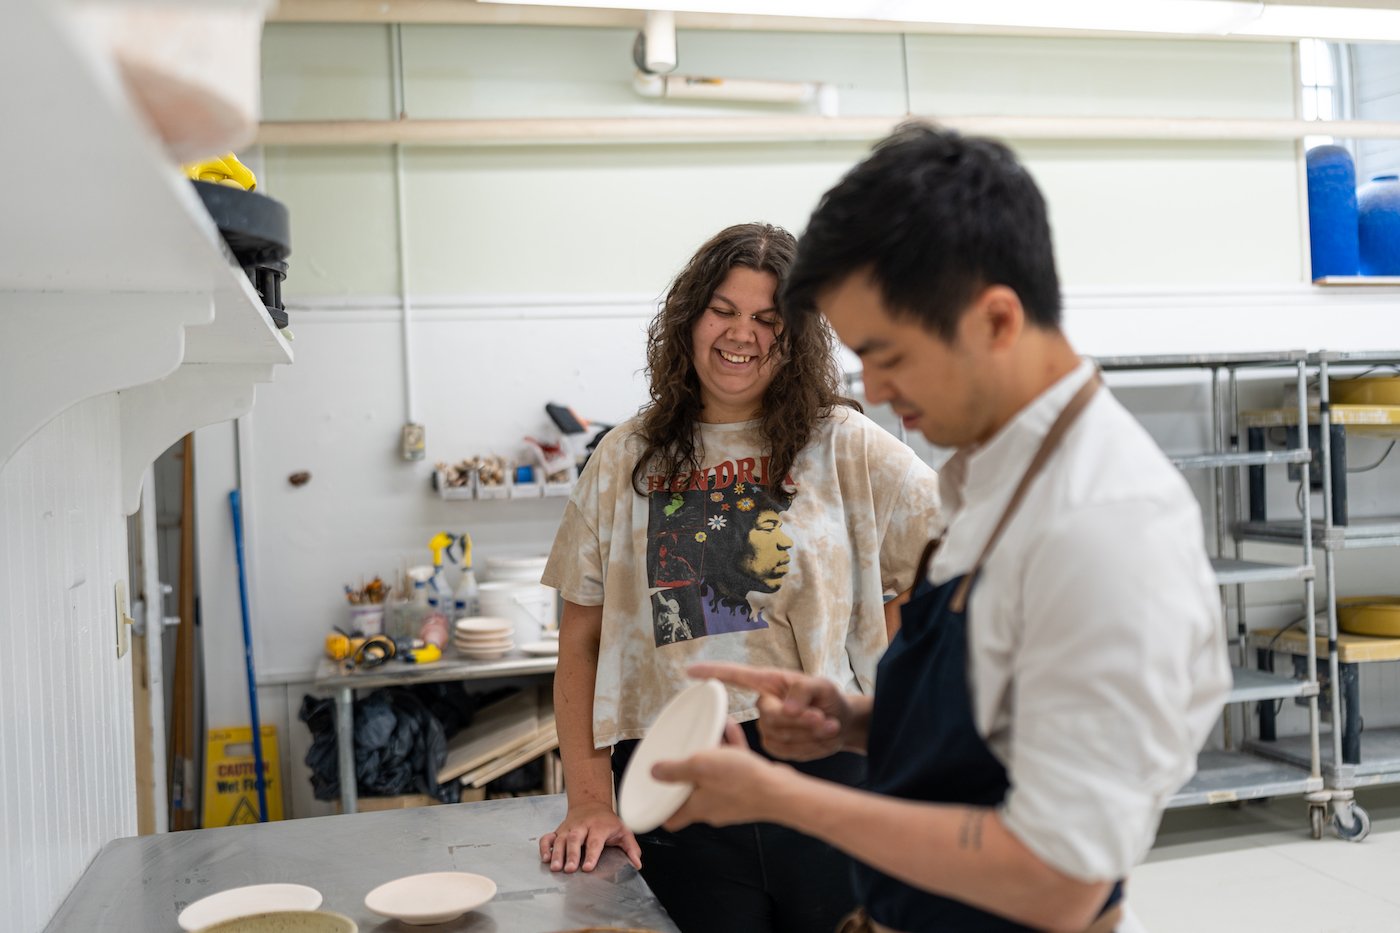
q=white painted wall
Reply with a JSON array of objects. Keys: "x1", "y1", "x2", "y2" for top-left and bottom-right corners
[
  {"x1": 258, "y1": 26, "x2": 1303, "y2": 298},
  {"x1": 0, "y1": 396, "x2": 136, "y2": 930},
  {"x1": 194, "y1": 23, "x2": 1368, "y2": 817}
]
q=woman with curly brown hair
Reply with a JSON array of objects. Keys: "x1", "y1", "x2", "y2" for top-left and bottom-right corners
[{"x1": 539, "y1": 222, "x2": 941, "y2": 932}]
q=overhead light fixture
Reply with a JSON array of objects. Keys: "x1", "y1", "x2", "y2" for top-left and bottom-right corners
[{"x1": 478, "y1": 0, "x2": 1400, "y2": 42}]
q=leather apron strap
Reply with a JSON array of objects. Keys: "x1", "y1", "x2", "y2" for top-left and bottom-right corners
[{"x1": 949, "y1": 372, "x2": 1102, "y2": 613}]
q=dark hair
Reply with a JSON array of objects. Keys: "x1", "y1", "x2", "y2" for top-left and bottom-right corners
[
  {"x1": 784, "y1": 122, "x2": 1062, "y2": 339},
  {"x1": 631, "y1": 222, "x2": 857, "y2": 495}
]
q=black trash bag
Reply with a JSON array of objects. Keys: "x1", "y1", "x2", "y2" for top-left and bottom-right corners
[{"x1": 299, "y1": 682, "x2": 480, "y2": 804}]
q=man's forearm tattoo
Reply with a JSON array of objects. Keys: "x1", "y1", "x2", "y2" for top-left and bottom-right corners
[{"x1": 958, "y1": 810, "x2": 987, "y2": 851}]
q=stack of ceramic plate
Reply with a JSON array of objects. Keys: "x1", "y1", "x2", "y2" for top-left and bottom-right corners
[{"x1": 454, "y1": 617, "x2": 514, "y2": 659}]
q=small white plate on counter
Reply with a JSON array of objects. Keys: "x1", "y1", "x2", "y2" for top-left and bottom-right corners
[
  {"x1": 618, "y1": 679, "x2": 728, "y2": 833},
  {"x1": 178, "y1": 883, "x2": 323, "y2": 931},
  {"x1": 364, "y1": 871, "x2": 497, "y2": 925},
  {"x1": 519, "y1": 640, "x2": 559, "y2": 656},
  {"x1": 455, "y1": 617, "x2": 514, "y2": 635}
]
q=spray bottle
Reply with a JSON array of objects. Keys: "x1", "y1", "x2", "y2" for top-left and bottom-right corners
[
  {"x1": 427, "y1": 532, "x2": 455, "y2": 612},
  {"x1": 453, "y1": 532, "x2": 480, "y2": 619},
  {"x1": 393, "y1": 565, "x2": 435, "y2": 640}
]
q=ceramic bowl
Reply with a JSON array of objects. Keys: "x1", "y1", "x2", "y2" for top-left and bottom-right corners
[
  {"x1": 178, "y1": 884, "x2": 322, "y2": 931},
  {"x1": 190, "y1": 910, "x2": 354, "y2": 933},
  {"x1": 519, "y1": 640, "x2": 559, "y2": 656},
  {"x1": 364, "y1": 871, "x2": 497, "y2": 925},
  {"x1": 617, "y1": 679, "x2": 728, "y2": 833}
]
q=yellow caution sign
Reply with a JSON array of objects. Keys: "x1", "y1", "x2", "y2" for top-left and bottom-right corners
[{"x1": 203, "y1": 726, "x2": 283, "y2": 827}]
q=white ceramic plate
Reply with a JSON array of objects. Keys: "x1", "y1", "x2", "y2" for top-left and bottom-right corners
[
  {"x1": 455, "y1": 617, "x2": 514, "y2": 635},
  {"x1": 457, "y1": 648, "x2": 511, "y2": 659},
  {"x1": 364, "y1": 872, "x2": 497, "y2": 926},
  {"x1": 177, "y1": 884, "x2": 323, "y2": 931},
  {"x1": 454, "y1": 635, "x2": 514, "y2": 647},
  {"x1": 541, "y1": 628, "x2": 559, "y2": 639},
  {"x1": 519, "y1": 640, "x2": 559, "y2": 656},
  {"x1": 618, "y1": 679, "x2": 728, "y2": 833}
]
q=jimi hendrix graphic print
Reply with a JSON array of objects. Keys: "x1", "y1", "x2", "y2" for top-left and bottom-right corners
[{"x1": 644, "y1": 456, "x2": 794, "y2": 646}]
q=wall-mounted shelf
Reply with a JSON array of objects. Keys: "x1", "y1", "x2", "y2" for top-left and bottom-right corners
[
  {"x1": 432, "y1": 470, "x2": 574, "y2": 501},
  {"x1": 0, "y1": 0, "x2": 292, "y2": 483},
  {"x1": 118, "y1": 363, "x2": 276, "y2": 515},
  {"x1": 259, "y1": 114, "x2": 1400, "y2": 148},
  {"x1": 1313, "y1": 276, "x2": 1400, "y2": 287}
]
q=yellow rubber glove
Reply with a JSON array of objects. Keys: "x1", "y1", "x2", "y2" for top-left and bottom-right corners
[{"x1": 183, "y1": 153, "x2": 257, "y2": 190}]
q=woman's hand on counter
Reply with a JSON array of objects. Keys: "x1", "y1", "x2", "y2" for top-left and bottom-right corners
[
  {"x1": 688, "y1": 661, "x2": 871, "y2": 760},
  {"x1": 540, "y1": 802, "x2": 643, "y2": 874}
]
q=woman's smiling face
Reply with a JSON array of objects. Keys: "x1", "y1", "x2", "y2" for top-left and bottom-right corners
[{"x1": 690, "y1": 266, "x2": 782, "y2": 423}]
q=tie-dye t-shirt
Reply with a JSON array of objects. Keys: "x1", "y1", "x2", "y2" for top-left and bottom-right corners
[{"x1": 542, "y1": 407, "x2": 942, "y2": 747}]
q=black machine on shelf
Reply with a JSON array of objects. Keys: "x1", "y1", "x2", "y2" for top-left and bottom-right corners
[{"x1": 191, "y1": 180, "x2": 292, "y2": 330}]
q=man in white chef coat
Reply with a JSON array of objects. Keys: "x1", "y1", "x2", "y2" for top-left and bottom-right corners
[{"x1": 651, "y1": 123, "x2": 1231, "y2": 933}]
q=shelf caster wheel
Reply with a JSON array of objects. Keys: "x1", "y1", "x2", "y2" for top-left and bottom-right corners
[
  {"x1": 1333, "y1": 804, "x2": 1371, "y2": 842},
  {"x1": 1310, "y1": 804, "x2": 1326, "y2": 840}
]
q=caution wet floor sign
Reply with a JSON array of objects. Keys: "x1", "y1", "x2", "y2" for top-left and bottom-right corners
[{"x1": 203, "y1": 726, "x2": 283, "y2": 826}]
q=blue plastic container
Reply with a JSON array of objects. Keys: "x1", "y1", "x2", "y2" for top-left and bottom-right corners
[
  {"x1": 1359, "y1": 174, "x2": 1400, "y2": 276},
  {"x1": 1306, "y1": 145, "x2": 1359, "y2": 279}
]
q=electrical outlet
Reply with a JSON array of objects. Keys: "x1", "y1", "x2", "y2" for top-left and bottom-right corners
[{"x1": 401, "y1": 423, "x2": 426, "y2": 461}]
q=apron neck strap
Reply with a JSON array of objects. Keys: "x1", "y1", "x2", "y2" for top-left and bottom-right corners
[{"x1": 950, "y1": 370, "x2": 1102, "y2": 613}]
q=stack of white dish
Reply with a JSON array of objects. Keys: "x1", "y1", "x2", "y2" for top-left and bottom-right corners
[{"x1": 453, "y1": 617, "x2": 515, "y2": 659}]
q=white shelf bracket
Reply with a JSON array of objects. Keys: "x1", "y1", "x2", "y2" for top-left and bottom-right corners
[
  {"x1": 0, "y1": 290, "x2": 213, "y2": 470},
  {"x1": 118, "y1": 361, "x2": 274, "y2": 515}
]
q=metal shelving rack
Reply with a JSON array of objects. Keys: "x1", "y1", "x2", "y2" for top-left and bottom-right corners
[
  {"x1": 1095, "y1": 352, "x2": 1324, "y2": 824},
  {"x1": 1235, "y1": 350, "x2": 1400, "y2": 842}
]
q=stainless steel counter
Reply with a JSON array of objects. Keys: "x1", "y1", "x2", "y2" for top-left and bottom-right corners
[{"x1": 44, "y1": 794, "x2": 677, "y2": 933}]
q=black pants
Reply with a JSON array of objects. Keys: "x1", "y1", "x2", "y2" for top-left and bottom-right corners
[{"x1": 612, "y1": 720, "x2": 865, "y2": 933}]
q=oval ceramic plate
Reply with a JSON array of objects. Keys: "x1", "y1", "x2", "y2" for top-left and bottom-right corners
[
  {"x1": 178, "y1": 884, "x2": 323, "y2": 931},
  {"x1": 364, "y1": 871, "x2": 497, "y2": 926},
  {"x1": 191, "y1": 910, "x2": 357, "y2": 933},
  {"x1": 519, "y1": 640, "x2": 559, "y2": 656},
  {"x1": 618, "y1": 679, "x2": 728, "y2": 833}
]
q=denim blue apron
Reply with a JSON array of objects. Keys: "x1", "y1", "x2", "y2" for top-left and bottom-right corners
[{"x1": 853, "y1": 374, "x2": 1123, "y2": 932}]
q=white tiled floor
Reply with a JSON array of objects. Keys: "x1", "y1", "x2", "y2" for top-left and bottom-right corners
[{"x1": 1133, "y1": 788, "x2": 1400, "y2": 932}]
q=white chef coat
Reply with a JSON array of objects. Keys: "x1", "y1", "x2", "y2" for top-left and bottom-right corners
[{"x1": 928, "y1": 359, "x2": 1231, "y2": 881}]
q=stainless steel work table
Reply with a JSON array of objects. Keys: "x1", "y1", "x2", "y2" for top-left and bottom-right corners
[
  {"x1": 44, "y1": 794, "x2": 677, "y2": 932},
  {"x1": 312, "y1": 653, "x2": 560, "y2": 814}
]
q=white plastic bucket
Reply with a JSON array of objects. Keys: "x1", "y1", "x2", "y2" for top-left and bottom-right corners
[
  {"x1": 478, "y1": 580, "x2": 554, "y2": 645},
  {"x1": 483, "y1": 556, "x2": 557, "y2": 628},
  {"x1": 483, "y1": 555, "x2": 549, "y2": 582}
]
